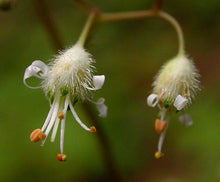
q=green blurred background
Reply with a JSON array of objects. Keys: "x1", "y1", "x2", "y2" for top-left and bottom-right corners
[{"x1": 0, "y1": 0, "x2": 219, "y2": 181}]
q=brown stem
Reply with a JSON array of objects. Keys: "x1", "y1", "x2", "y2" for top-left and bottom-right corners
[
  {"x1": 99, "y1": 10, "x2": 156, "y2": 22},
  {"x1": 153, "y1": 0, "x2": 164, "y2": 12},
  {"x1": 32, "y1": 0, "x2": 121, "y2": 181},
  {"x1": 32, "y1": 0, "x2": 63, "y2": 50},
  {"x1": 73, "y1": 0, "x2": 93, "y2": 15},
  {"x1": 83, "y1": 103, "x2": 122, "y2": 181},
  {"x1": 99, "y1": 10, "x2": 184, "y2": 54}
]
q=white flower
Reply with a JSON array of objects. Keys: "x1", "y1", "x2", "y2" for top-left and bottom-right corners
[
  {"x1": 147, "y1": 54, "x2": 200, "y2": 158},
  {"x1": 179, "y1": 113, "x2": 193, "y2": 126},
  {"x1": 24, "y1": 44, "x2": 107, "y2": 161}
]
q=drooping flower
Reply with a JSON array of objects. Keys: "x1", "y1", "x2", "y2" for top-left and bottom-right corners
[
  {"x1": 147, "y1": 53, "x2": 200, "y2": 158},
  {"x1": 24, "y1": 44, "x2": 107, "y2": 161}
]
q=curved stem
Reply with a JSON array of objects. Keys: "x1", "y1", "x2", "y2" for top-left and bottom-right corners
[
  {"x1": 99, "y1": 10, "x2": 185, "y2": 55},
  {"x1": 77, "y1": 11, "x2": 98, "y2": 47},
  {"x1": 99, "y1": 10, "x2": 156, "y2": 22},
  {"x1": 158, "y1": 11, "x2": 185, "y2": 55},
  {"x1": 32, "y1": 0, "x2": 63, "y2": 50},
  {"x1": 73, "y1": 0, "x2": 92, "y2": 15},
  {"x1": 83, "y1": 103, "x2": 121, "y2": 181},
  {"x1": 153, "y1": 0, "x2": 164, "y2": 12}
]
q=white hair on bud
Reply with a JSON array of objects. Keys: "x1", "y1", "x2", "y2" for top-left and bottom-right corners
[
  {"x1": 152, "y1": 54, "x2": 200, "y2": 104},
  {"x1": 43, "y1": 44, "x2": 95, "y2": 99}
]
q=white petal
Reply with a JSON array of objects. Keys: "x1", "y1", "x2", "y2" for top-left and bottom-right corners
[
  {"x1": 173, "y1": 95, "x2": 188, "y2": 110},
  {"x1": 92, "y1": 75, "x2": 105, "y2": 90},
  {"x1": 88, "y1": 97, "x2": 107, "y2": 118},
  {"x1": 147, "y1": 94, "x2": 159, "y2": 107},
  {"x1": 96, "y1": 97, "x2": 105, "y2": 105},
  {"x1": 96, "y1": 98, "x2": 107, "y2": 118},
  {"x1": 23, "y1": 60, "x2": 48, "y2": 89},
  {"x1": 31, "y1": 60, "x2": 49, "y2": 77},
  {"x1": 179, "y1": 114, "x2": 193, "y2": 126}
]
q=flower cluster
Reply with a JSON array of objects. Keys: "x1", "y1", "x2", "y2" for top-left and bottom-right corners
[
  {"x1": 147, "y1": 53, "x2": 200, "y2": 158},
  {"x1": 22, "y1": 9, "x2": 201, "y2": 162},
  {"x1": 24, "y1": 44, "x2": 107, "y2": 161}
]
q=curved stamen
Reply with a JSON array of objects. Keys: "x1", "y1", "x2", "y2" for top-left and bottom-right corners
[
  {"x1": 68, "y1": 99, "x2": 90, "y2": 131},
  {"x1": 51, "y1": 97, "x2": 68, "y2": 142},
  {"x1": 155, "y1": 109, "x2": 168, "y2": 158},
  {"x1": 50, "y1": 117, "x2": 60, "y2": 142},
  {"x1": 41, "y1": 97, "x2": 60, "y2": 146},
  {"x1": 60, "y1": 115, "x2": 66, "y2": 154},
  {"x1": 59, "y1": 98, "x2": 69, "y2": 154},
  {"x1": 41, "y1": 98, "x2": 57, "y2": 132}
]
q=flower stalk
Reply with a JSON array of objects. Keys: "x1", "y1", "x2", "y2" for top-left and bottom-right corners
[
  {"x1": 77, "y1": 11, "x2": 98, "y2": 47},
  {"x1": 158, "y1": 11, "x2": 185, "y2": 55}
]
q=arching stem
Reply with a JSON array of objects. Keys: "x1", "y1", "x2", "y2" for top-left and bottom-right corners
[{"x1": 77, "y1": 10, "x2": 98, "y2": 47}]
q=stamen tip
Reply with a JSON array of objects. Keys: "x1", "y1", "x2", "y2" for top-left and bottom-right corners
[
  {"x1": 57, "y1": 111, "x2": 64, "y2": 119},
  {"x1": 57, "y1": 154, "x2": 67, "y2": 162},
  {"x1": 154, "y1": 119, "x2": 167, "y2": 134},
  {"x1": 154, "y1": 151, "x2": 164, "y2": 159},
  {"x1": 183, "y1": 93, "x2": 187, "y2": 97},
  {"x1": 90, "y1": 126, "x2": 96, "y2": 133},
  {"x1": 30, "y1": 128, "x2": 46, "y2": 142}
]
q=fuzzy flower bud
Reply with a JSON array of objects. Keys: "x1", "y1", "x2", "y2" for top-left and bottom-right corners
[
  {"x1": 24, "y1": 43, "x2": 107, "y2": 159},
  {"x1": 147, "y1": 53, "x2": 200, "y2": 158},
  {"x1": 152, "y1": 54, "x2": 200, "y2": 109},
  {"x1": 43, "y1": 44, "x2": 95, "y2": 100}
]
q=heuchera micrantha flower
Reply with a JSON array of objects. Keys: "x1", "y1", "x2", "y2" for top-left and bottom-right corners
[
  {"x1": 147, "y1": 53, "x2": 200, "y2": 159},
  {"x1": 24, "y1": 43, "x2": 107, "y2": 161}
]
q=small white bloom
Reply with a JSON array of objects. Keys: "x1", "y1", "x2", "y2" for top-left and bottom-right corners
[
  {"x1": 173, "y1": 95, "x2": 188, "y2": 110},
  {"x1": 25, "y1": 44, "x2": 107, "y2": 161},
  {"x1": 146, "y1": 53, "x2": 200, "y2": 158},
  {"x1": 152, "y1": 54, "x2": 200, "y2": 106},
  {"x1": 179, "y1": 114, "x2": 193, "y2": 126},
  {"x1": 147, "y1": 94, "x2": 159, "y2": 107},
  {"x1": 23, "y1": 60, "x2": 48, "y2": 89}
]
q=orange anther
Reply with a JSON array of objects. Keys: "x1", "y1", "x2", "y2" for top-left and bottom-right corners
[
  {"x1": 57, "y1": 111, "x2": 64, "y2": 119},
  {"x1": 154, "y1": 151, "x2": 164, "y2": 159},
  {"x1": 57, "y1": 153, "x2": 67, "y2": 161},
  {"x1": 183, "y1": 93, "x2": 187, "y2": 97},
  {"x1": 154, "y1": 119, "x2": 167, "y2": 134},
  {"x1": 30, "y1": 128, "x2": 46, "y2": 142},
  {"x1": 39, "y1": 132, "x2": 46, "y2": 140},
  {"x1": 90, "y1": 126, "x2": 96, "y2": 133}
]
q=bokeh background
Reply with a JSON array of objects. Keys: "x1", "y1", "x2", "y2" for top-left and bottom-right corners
[{"x1": 0, "y1": 0, "x2": 219, "y2": 181}]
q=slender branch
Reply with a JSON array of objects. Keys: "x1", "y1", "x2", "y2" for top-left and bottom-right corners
[
  {"x1": 153, "y1": 0, "x2": 164, "y2": 12},
  {"x1": 77, "y1": 10, "x2": 98, "y2": 47},
  {"x1": 74, "y1": 0, "x2": 184, "y2": 54},
  {"x1": 73, "y1": 0, "x2": 92, "y2": 15},
  {"x1": 99, "y1": 10, "x2": 156, "y2": 22},
  {"x1": 99, "y1": 10, "x2": 185, "y2": 54},
  {"x1": 158, "y1": 11, "x2": 185, "y2": 54},
  {"x1": 32, "y1": 0, "x2": 121, "y2": 181},
  {"x1": 83, "y1": 103, "x2": 121, "y2": 181},
  {"x1": 32, "y1": 0, "x2": 63, "y2": 50}
]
